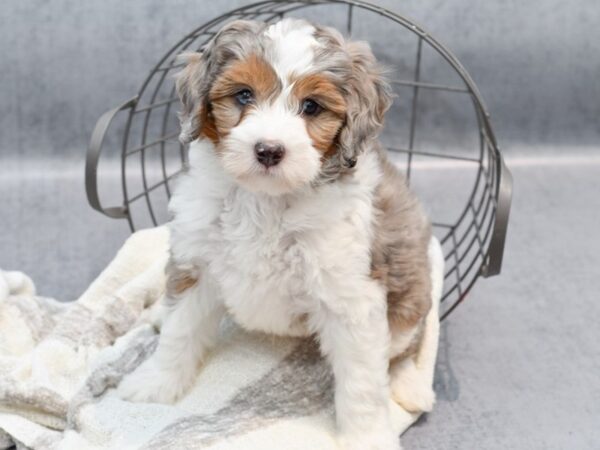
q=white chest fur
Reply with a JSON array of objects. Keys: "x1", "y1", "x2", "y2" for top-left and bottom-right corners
[{"x1": 168, "y1": 141, "x2": 383, "y2": 337}]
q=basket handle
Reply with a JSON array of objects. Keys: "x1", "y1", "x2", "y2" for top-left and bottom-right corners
[
  {"x1": 481, "y1": 153, "x2": 513, "y2": 277},
  {"x1": 85, "y1": 97, "x2": 138, "y2": 219}
]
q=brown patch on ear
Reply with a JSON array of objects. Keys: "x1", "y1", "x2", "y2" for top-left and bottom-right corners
[
  {"x1": 197, "y1": 103, "x2": 220, "y2": 144},
  {"x1": 292, "y1": 74, "x2": 346, "y2": 154}
]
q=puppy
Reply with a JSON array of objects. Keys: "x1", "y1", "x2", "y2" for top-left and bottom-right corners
[{"x1": 118, "y1": 18, "x2": 434, "y2": 450}]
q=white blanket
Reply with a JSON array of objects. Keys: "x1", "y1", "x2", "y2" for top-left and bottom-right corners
[{"x1": 0, "y1": 227, "x2": 444, "y2": 450}]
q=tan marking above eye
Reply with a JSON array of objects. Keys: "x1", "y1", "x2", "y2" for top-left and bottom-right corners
[
  {"x1": 209, "y1": 54, "x2": 280, "y2": 103},
  {"x1": 201, "y1": 54, "x2": 281, "y2": 144},
  {"x1": 291, "y1": 73, "x2": 347, "y2": 155},
  {"x1": 291, "y1": 74, "x2": 346, "y2": 117}
]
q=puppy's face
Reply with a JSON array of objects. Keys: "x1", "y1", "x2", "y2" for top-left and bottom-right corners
[
  {"x1": 177, "y1": 19, "x2": 391, "y2": 195},
  {"x1": 207, "y1": 53, "x2": 346, "y2": 194}
]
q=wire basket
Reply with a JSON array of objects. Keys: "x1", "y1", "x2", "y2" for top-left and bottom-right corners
[{"x1": 85, "y1": 0, "x2": 512, "y2": 320}]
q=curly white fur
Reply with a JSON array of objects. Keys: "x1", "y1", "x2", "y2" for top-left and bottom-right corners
[
  {"x1": 118, "y1": 18, "x2": 435, "y2": 450},
  {"x1": 118, "y1": 140, "x2": 402, "y2": 449}
]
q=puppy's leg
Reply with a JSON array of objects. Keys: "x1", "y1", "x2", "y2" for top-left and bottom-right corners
[
  {"x1": 388, "y1": 326, "x2": 435, "y2": 413},
  {"x1": 388, "y1": 290, "x2": 435, "y2": 413},
  {"x1": 317, "y1": 282, "x2": 400, "y2": 450},
  {"x1": 117, "y1": 266, "x2": 223, "y2": 404}
]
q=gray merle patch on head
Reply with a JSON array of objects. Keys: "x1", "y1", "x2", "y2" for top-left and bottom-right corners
[{"x1": 176, "y1": 20, "x2": 268, "y2": 144}]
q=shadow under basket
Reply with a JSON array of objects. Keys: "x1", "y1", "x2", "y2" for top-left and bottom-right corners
[{"x1": 85, "y1": 0, "x2": 513, "y2": 321}]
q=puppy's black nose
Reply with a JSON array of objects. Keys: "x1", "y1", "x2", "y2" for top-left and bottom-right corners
[{"x1": 254, "y1": 141, "x2": 285, "y2": 168}]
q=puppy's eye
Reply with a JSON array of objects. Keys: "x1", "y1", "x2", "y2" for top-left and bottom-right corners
[
  {"x1": 301, "y1": 99, "x2": 322, "y2": 116},
  {"x1": 235, "y1": 89, "x2": 254, "y2": 106}
]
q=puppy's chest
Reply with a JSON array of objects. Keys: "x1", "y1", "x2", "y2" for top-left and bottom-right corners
[{"x1": 207, "y1": 190, "x2": 367, "y2": 335}]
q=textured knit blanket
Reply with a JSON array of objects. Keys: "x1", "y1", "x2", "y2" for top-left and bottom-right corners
[{"x1": 0, "y1": 227, "x2": 444, "y2": 450}]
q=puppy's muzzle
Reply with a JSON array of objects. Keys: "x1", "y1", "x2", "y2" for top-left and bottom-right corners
[{"x1": 255, "y1": 141, "x2": 285, "y2": 168}]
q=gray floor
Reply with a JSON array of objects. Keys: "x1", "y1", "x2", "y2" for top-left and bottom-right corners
[{"x1": 1, "y1": 148, "x2": 599, "y2": 449}]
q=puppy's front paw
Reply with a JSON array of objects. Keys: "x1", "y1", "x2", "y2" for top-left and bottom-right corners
[
  {"x1": 392, "y1": 383, "x2": 435, "y2": 414},
  {"x1": 338, "y1": 429, "x2": 401, "y2": 450},
  {"x1": 116, "y1": 356, "x2": 197, "y2": 404},
  {"x1": 390, "y1": 358, "x2": 435, "y2": 413}
]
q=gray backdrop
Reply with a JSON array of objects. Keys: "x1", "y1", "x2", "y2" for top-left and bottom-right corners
[
  {"x1": 1, "y1": 0, "x2": 599, "y2": 161},
  {"x1": 1, "y1": 2, "x2": 599, "y2": 449}
]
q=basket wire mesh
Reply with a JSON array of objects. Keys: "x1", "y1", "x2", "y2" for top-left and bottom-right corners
[{"x1": 86, "y1": 0, "x2": 512, "y2": 320}]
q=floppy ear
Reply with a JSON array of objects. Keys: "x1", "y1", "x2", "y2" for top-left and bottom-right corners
[
  {"x1": 337, "y1": 41, "x2": 393, "y2": 168},
  {"x1": 175, "y1": 20, "x2": 266, "y2": 145},
  {"x1": 175, "y1": 52, "x2": 208, "y2": 144}
]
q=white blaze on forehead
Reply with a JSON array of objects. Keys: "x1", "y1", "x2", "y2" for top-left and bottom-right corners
[{"x1": 264, "y1": 18, "x2": 320, "y2": 83}]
